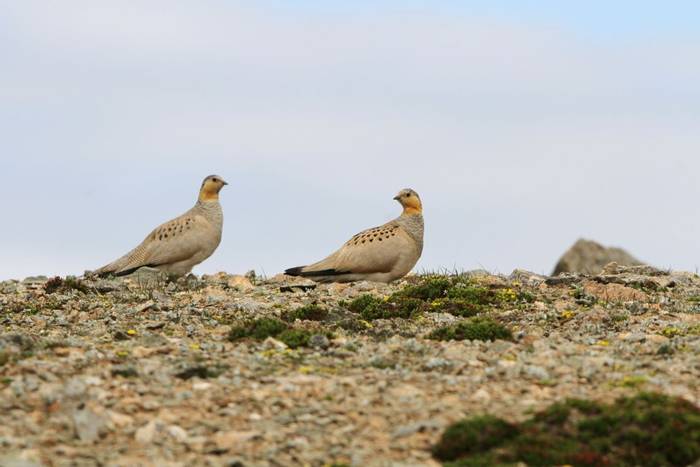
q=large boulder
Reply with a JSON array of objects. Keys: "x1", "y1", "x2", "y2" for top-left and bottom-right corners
[{"x1": 552, "y1": 239, "x2": 643, "y2": 275}]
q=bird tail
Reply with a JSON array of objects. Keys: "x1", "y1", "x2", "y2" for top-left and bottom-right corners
[
  {"x1": 284, "y1": 266, "x2": 306, "y2": 277},
  {"x1": 93, "y1": 264, "x2": 142, "y2": 277},
  {"x1": 93, "y1": 251, "x2": 148, "y2": 277},
  {"x1": 93, "y1": 260, "x2": 126, "y2": 277},
  {"x1": 284, "y1": 266, "x2": 349, "y2": 278}
]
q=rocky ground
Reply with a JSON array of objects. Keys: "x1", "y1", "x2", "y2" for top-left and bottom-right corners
[{"x1": 1, "y1": 264, "x2": 700, "y2": 467}]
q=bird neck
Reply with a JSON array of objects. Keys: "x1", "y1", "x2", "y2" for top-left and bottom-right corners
[
  {"x1": 400, "y1": 196, "x2": 422, "y2": 216},
  {"x1": 402, "y1": 206, "x2": 422, "y2": 216},
  {"x1": 396, "y1": 211, "x2": 424, "y2": 245},
  {"x1": 198, "y1": 188, "x2": 220, "y2": 202}
]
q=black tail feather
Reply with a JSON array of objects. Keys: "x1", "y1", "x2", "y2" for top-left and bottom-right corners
[
  {"x1": 284, "y1": 266, "x2": 350, "y2": 277},
  {"x1": 284, "y1": 266, "x2": 306, "y2": 276},
  {"x1": 95, "y1": 264, "x2": 157, "y2": 278}
]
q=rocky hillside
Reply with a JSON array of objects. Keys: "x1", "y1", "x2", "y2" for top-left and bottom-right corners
[{"x1": 1, "y1": 265, "x2": 700, "y2": 466}]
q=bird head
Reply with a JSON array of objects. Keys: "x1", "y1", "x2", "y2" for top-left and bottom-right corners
[
  {"x1": 199, "y1": 175, "x2": 228, "y2": 202},
  {"x1": 393, "y1": 188, "x2": 422, "y2": 215}
]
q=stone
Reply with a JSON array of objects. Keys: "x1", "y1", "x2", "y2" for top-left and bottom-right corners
[
  {"x1": 213, "y1": 430, "x2": 259, "y2": 451},
  {"x1": 72, "y1": 405, "x2": 107, "y2": 443},
  {"x1": 262, "y1": 337, "x2": 288, "y2": 350},
  {"x1": 308, "y1": 334, "x2": 330, "y2": 349},
  {"x1": 135, "y1": 419, "x2": 164, "y2": 444},
  {"x1": 522, "y1": 365, "x2": 550, "y2": 381},
  {"x1": 552, "y1": 238, "x2": 643, "y2": 275},
  {"x1": 167, "y1": 425, "x2": 189, "y2": 442},
  {"x1": 227, "y1": 275, "x2": 254, "y2": 291},
  {"x1": 423, "y1": 357, "x2": 453, "y2": 370}
]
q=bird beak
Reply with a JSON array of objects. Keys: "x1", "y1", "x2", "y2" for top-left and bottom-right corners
[
  {"x1": 222, "y1": 180, "x2": 229, "y2": 186},
  {"x1": 393, "y1": 195, "x2": 401, "y2": 201}
]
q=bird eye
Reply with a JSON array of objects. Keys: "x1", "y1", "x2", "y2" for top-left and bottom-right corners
[
  {"x1": 212, "y1": 178, "x2": 218, "y2": 182},
  {"x1": 404, "y1": 193, "x2": 410, "y2": 197}
]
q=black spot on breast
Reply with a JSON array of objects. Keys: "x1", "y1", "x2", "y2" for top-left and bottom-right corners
[
  {"x1": 158, "y1": 235, "x2": 163, "y2": 240},
  {"x1": 361, "y1": 240, "x2": 366, "y2": 244}
]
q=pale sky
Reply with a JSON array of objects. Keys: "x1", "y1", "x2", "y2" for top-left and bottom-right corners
[{"x1": 1, "y1": 1, "x2": 699, "y2": 280}]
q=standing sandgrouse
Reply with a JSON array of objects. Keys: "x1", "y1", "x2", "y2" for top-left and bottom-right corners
[
  {"x1": 93, "y1": 175, "x2": 227, "y2": 277},
  {"x1": 285, "y1": 188, "x2": 424, "y2": 283}
]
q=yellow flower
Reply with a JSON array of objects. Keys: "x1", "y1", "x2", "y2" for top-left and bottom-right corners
[
  {"x1": 661, "y1": 327, "x2": 682, "y2": 338},
  {"x1": 560, "y1": 310, "x2": 576, "y2": 321}
]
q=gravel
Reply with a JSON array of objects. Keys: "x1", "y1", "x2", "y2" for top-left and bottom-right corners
[{"x1": 1, "y1": 267, "x2": 699, "y2": 466}]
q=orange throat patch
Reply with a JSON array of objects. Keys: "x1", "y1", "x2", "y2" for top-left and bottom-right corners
[
  {"x1": 402, "y1": 206, "x2": 422, "y2": 216},
  {"x1": 198, "y1": 187, "x2": 220, "y2": 202},
  {"x1": 402, "y1": 197, "x2": 422, "y2": 216}
]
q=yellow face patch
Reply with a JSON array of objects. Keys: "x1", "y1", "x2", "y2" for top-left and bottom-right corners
[
  {"x1": 401, "y1": 194, "x2": 422, "y2": 215},
  {"x1": 198, "y1": 179, "x2": 222, "y2": 202}
]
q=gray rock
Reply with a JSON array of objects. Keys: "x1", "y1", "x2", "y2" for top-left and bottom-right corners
[
  {"x1": 392, "y1": 420, "x2": 441, "y2": 438},
  {"x1": 92, "y1": 279, "x2": 123, "y2": 293},
  {"x1": 552, "y1": 238, "x2": 643, "y2": 275},
  {"x1": 72, "y1": 406, "x2": 107, "y2": 443},
  {"x1": 309, "y1": 334, "x2": 330, "y2": 349},
  {"x1": 523, "y1": 365, "x2": 550, "y2": 380},
  {"x1": 423, "y1": 357, "x2": 453, "y2": 370},
  {"x1": 509, "y1": 269, "x2": 546, "y2": 286}
]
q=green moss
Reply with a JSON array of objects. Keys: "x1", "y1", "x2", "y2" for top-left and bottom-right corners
[
  {"x1": 399, "y1": 276, "x2": 453, "y2": 301},
  {"x1": 345, "y1": 276, "x2": 535, "y2": 321},
  {"x1": 111, "y1": 366, "x2": 138, "y2": 378},
  {"x1": 660, "y1": 325, "x2": 700, "y2": 338},
  {"x1": 428, "y1": 317, "x2": 513, "y2": 342},
  {"x1": 429, "y1": 298, "x2": 483, "y2": 317},
  {"x1": 227, "y1": 318, "x2": 317, "y2": 349},
  {"x1": 44, "y1": 276, "x2": 89, "y2": 294},
  {"x1": 5, "y1": 301, "x2": 41, "y2": 314},
  {"x1": 282, "y1": 304, "x2": 329, "y2": 322},
  {"x1": 434, "y1": 392, "x2": 700, "y2": 467},
  {"x1": 517, "y1": 291, "x2": 536, "y2": 303},
  {"x1": 369, "y1": 356, "x2": 397, "y2": 369},
  {"x1": 433, "y1": 416, "x2": 519, "y2": 461},
  {"x1": 347, "y1": 294, "x2": 419, "y2": 320},
  {"x1": 228, "y1": 318, "x2": 289, "y2": 342},
  {"x1": 277, "y1": 329, "x2": 312, "y2": 349},
  {"x1": 612, "y1": 375, "x2": 648, "y2": 389},
  {"x1": 175, "y1": 365, "x2": 225, "y2": 380},
  {"x1": 337, "y1": 318, "x2": 373, "y2": 332},
  {"x1": 570, "y1": 285, "x2": 597, "y2": 307},
  {"x1": 661, "y1": 327, "x2": 683, "y2": 338},
  {"x1": 348, "y1": 294, "x2": 384, "y2": 315}
]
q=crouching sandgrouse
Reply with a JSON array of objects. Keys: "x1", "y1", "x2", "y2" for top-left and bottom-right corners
[
  {"x1": 285, "y1": 188, "x2": 424, "y2": 283},
  {"x1": 93, "y1": 175, "x2": 227, "y2": 277}
]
